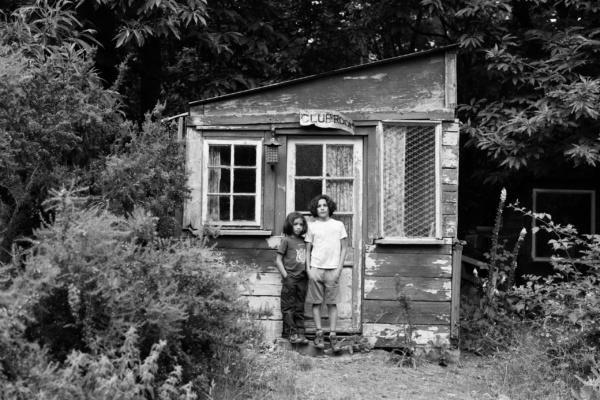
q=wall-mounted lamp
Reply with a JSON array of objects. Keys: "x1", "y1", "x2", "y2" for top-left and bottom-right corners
[{"x1": 264, "y1": 131, "x2": 282, "y2": 166}]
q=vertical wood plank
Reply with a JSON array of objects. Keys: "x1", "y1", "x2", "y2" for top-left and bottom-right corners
[
  {"x1": 177, "y1": 116, "x2": 185, "y2": 142},
  {"x1": 367, "y1": 123, "x2": 381, "y2": 243},
  {"x1": 273, "y1": 134, "x2": 287, "y2": 236},
  {"x1": 352, "y1": 136, "x2": 365, "y2": 331},
  {"x1": 183, "y1": 128, "x2": 203, "y2": 231},
  {"x1": 262, "y1": 130, "x2": 275, "y2": 231},
  {"x1": 445, "y1": 49, "x2": 457, "y2": 110},
  {"x1": 450, "y1": 242, "x2": 463, "y2": 339}
]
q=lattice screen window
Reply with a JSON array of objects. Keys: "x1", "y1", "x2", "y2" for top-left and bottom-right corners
[{"x1": 382, "y1": 124, "x2": 439, "y2": 238}]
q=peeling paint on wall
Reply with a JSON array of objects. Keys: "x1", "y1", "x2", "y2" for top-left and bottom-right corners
[
  {"x1": 266, "y1": 236, "x2": 282, "y2": 249},
  {"x1": 343, "y1": 73, "x2": 388, "y2": 81},
  {"x1": 432, "y1": 259, "x2": 450, "y2": 265},
  {"x1": 365, "y1": 256, "x2": 376, "y2": 272},
  {"x1": 364, "y1": 279, "x2": 376, "y2": 296}
]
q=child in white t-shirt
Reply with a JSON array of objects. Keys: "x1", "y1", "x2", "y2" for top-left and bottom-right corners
[{"x1": 305, "y1": 194, "x2": 347, "y2": 351}]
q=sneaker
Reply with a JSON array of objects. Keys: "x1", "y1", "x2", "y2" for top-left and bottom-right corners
[
  {"x1": 294, "y1": 333, "x2": 309, "y2": 344},
  {"x1": 289, "y1": 333, "x2": 299, "y2": 342},
  {"x1": 314, "y1": 331, "x2": 325, "y2": 348},
  {"x1": 330, "y1": 334, "x2": 342, "y2": 352}
]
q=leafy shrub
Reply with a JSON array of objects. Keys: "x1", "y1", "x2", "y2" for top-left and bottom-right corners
[
  {"x1": 461, "y1": 189, "x2": 600, "y2": 396},
  {"x1": 94, "y1": 105, "x2": 189, "y2": 238},
  {"x1": 0, "y1": 186, "x2": 264, "y2": 395},
  {"x1": 2, "y1": 328, "x2": 197, "y2": 399}
]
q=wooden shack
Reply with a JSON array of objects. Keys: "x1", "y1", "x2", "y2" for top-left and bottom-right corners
[{"x1": 183, "y1": 45, "x2": 461, "y2": 348}]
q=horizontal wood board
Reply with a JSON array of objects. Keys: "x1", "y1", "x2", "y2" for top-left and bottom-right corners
[
  {"x1": 364, "y1": 276, "x2": 451, "y2": 301},
  {"x1": 365, "y1": 253, "x2": 452, "y2": 278},
  {"x1": 363, "y1": 323, "x2": 450, "y2": 347},
  {"x1": 363, "y1": 300, "x2": 450, "y2": 325}
]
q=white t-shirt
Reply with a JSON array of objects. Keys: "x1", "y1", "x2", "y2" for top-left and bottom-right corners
[{"x1": 305, "y1": 218, "x2": 348, "y2": 269}]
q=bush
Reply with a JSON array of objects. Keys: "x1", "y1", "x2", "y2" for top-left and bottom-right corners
[
  {"x1": 2, "y1": 328, "x2": 197, "y2": 399},
  {"x1": 0, "y1": 186, "x2": 264, "y2": 396},
  {"x1": 94, "y1": 105, "x2": 189, "y2": 238},
  {"x1": 460, "y1": 190, "x2": 600, "y2": 397}
]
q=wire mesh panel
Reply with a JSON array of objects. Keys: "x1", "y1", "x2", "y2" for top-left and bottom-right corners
[{"x1": 383, "y1": 124, "x2": 437, "y2": 237}]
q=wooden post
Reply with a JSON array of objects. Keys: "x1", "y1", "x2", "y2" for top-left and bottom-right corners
[{"x1": 450, "y1": 240, "x2": 463, "y2": 340}]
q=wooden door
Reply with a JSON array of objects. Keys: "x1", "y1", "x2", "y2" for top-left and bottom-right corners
[{"x1": 286, "y1": 137, "x2": 363, "y2": 332}]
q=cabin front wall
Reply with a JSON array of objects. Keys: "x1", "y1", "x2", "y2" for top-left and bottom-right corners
[
  {"x1": 183, "y1": 48, "x2": 459, "y2": 347},
  {"x1": 183, "y1": 120, "x2": 460, "y2": 347}
]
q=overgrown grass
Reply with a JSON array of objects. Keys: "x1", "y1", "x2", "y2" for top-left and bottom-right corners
[
  {"x1": 208, "y1": 345, "x2": 309, "y2": 400},
  {"x1": 481, "y1": 323, "x2": 572, "y2": 400}
]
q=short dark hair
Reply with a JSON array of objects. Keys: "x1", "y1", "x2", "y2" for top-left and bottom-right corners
[
  {"x1": 308, "y1": 194, "x2": 337, "y2": 217},
  {"x1": 283, "y1": 212, "x2": 308, "y2": 236}
]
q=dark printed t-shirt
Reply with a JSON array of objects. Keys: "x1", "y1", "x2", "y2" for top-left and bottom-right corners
[{"x1": 277, "y1": 236, "x2": 307, "y2": 277}]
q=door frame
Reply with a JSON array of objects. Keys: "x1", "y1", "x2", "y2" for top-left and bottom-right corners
[{"x1": 286, "y1": 136, "x2": 363, "y2": 331}]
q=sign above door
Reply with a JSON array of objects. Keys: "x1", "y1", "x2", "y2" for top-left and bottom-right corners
[{"x1": 299, "y1": 110, "x2": 355, "y2": 135}]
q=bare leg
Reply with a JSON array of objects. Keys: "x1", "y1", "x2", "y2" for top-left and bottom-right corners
[
  {"x1": 327, "y1": 304, "x2": 338, "y2": 334},
  {"x1": 312, "y1": 304, "x2": 322, "y2": 331}
]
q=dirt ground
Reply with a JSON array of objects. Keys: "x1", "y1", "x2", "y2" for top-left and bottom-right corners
[{"x1": 255, "y1": 344, "x2": 506, "y2": 400}]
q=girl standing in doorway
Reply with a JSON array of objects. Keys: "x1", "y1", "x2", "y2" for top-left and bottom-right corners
[{"x1": 275, "y1": 212, "x2": 309, "y2": 343}]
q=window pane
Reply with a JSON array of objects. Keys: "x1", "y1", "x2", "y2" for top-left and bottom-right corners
[
  {"x1": 233, "y1": 169, "x2": 256, "y2": 193},
  {"x1": 296, "y1": 145, "x2": 322, "y2": 176},
  {"x1": 295, "y1": 179, "x2": 322, "y2": 211},
  {"x1": 326, "y1": 180, "x2": 353, "y2": 212},
  {"x1": 326, "y1": 145, "x2": 353, "y2": 177},
  {"x1": 208, "y1": 168, "x2": 230, "y2": 193},
  {"x1": 209, "y1": 145, "x2": 231, "y2": 166},
  {"x1": 332, "y1": 215, "x2": 353, "y2": 242},
  {"x1": 233, "y1": 196, "x2": 255, "y2": 220},
  {"x1": 208, "y1": 195, "x2": 230, "y2": 221},
  {"x1": 234, "y1": 145, "x2": 256, "y2": 166}
]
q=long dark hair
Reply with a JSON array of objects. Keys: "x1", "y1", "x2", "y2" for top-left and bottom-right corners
[
  {"x1": 283, "y1": 212, "x2": 308, "y2": 236},
  {"x1": 308, "y1": 194, "x2": 337, "y2": 217}
]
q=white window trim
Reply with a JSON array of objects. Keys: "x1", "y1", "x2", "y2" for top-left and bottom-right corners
[
  {"x1": 378, "y1": 121, "x2": 442, "y2": 241},
  {"x1": 201, "y1": 138, "x2": 263, "y2": 227},
  {"x1": 532, "y1": 188, "x2": 596, "y2": 261}
]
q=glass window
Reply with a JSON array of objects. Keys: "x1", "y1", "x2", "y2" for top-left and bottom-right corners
[
  {"x1": 292, "y1": 142, "x2": 355, "y2": 239},
  {"x1": 381, "y1": 123, "x2": 440, "y2": 238},
  {"x1": 203, "y1": 139, "x2": 262, "y2": 226}
]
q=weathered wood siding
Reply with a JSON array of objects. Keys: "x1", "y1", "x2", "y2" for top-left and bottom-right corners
[
  {"x1": 362, "y1": 121, "x2": 459, "y2": 348},
  {"x1": 441, "y1": 121, "x2": 459, "y2": 238},
  {"x1": 189, "y1": 49, "x2": 456, "y2": 126},
  {"x1": 363, "y1": 245, "x2": 454, "y2": 347},
  {"x1": 183, "y1": 47, "x2": 459, "y2": 347},
  {"x1": 211, "y1": 239, "x2": 355, "y2": 342}
]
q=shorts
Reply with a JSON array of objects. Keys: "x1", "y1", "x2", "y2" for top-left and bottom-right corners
[{"x1": 306, "y1": 267, "x2": 340, "y2": 305}]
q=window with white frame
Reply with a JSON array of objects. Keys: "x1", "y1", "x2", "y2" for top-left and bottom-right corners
[
  {"x1": 532, "y1": 189, "x2": 596, "y2": 261},
  {"x1": 202, "y1": 139, "x2": 262, "y2": 226},
  {"x1": 380, "y1": 122, "x2": 441, "y2": 239}
]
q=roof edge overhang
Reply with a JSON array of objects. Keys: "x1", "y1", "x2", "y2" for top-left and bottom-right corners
[{"x1": 189, "y1": 44, "x2": 458, "y2": 107}]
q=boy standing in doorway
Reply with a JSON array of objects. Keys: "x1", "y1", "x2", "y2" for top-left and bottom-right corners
[{"x1": 305, "y1": 194, "x2": 348, "y2": 351}]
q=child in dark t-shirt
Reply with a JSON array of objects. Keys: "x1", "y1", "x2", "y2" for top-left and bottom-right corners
[{"x1": 275, "y1": 212, "x2": 309, "y2": 344}]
